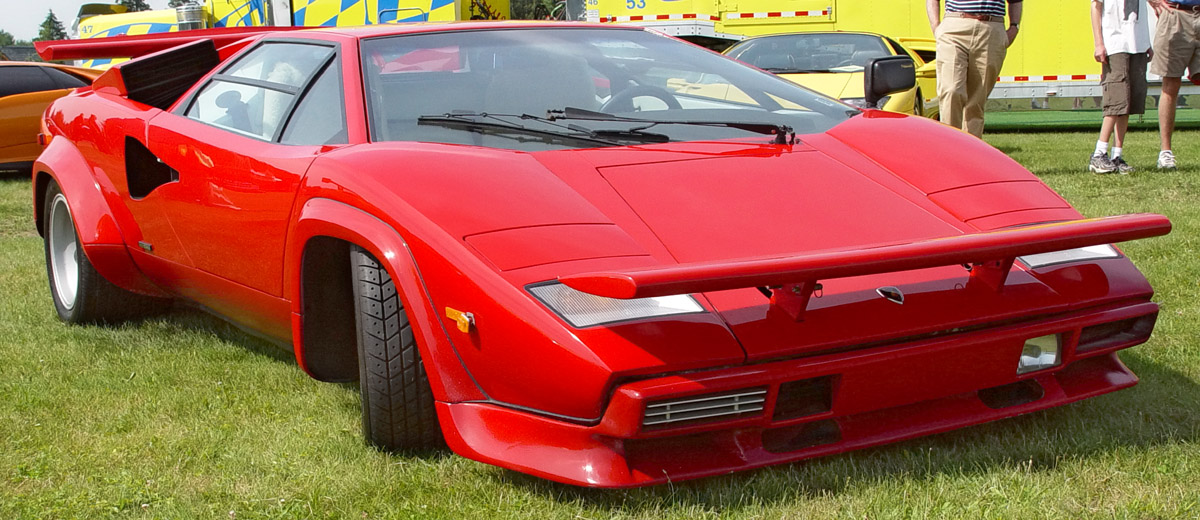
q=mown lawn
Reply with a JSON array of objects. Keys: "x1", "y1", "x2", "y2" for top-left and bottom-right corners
[{"x1": 1, "y1": 129, "x2": 1198, "y2": 519}]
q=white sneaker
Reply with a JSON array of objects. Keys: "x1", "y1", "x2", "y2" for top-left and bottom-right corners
[{"x1": 1158, "y1": 150, "x2": 1177, "y2": 170}]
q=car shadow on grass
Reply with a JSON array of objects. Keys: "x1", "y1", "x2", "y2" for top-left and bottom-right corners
[
  {"x1": 0, "y1": 169, "x2": 32, "y2": 182},
  {"x1": 496, "y1": 349, "x2": 1199, "y2": 509},
  {"x1": 989, "y1": 143, "x2": 1023, "y2": 155},
  {"x1": 142, "y1": 306, "x2": 297, "y2": 365}
]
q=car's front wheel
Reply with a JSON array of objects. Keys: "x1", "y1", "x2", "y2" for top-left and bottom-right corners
[
  {"x1": 350, "y1": 245, "x2": 442, "y2": 451},
  {"x1": 43, "y1": 179, "x2": 164, "y2": 324}
]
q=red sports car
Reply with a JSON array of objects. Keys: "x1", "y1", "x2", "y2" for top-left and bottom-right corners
[{"x1": 33, "y1": 23, "x2": 1170, "y2": 488}]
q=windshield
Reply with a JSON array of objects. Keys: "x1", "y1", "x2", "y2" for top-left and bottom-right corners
[
  {"x1": 361, "y1": 27, "x2": 854, "y2": 151},
  {"x1": 725, "y1": 33, "x2": 892, "y2": 73}
]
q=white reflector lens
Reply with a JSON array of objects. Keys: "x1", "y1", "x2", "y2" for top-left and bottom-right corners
[
  {"x1": 529, "y1": 283, "x2": 704, "y2": 328},
  {"x1": 1017, "y1": 334, "x2": 1061, "y2": 374},
  {"x1": 1019, "y1": 245, "x2": 1120, "y2": 269}
]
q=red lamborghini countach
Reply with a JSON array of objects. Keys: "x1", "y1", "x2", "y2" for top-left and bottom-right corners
[{"x1": 33, "y1": 23, "x2": 1170, "y2": 487}]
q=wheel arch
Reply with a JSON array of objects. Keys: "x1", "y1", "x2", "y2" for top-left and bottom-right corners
[
  {"x1": 32, "y1": 139, "x2": 167, "y2": 297},
  {"x1": 33, "y1": 138, "x2": 121, "y2": 244},
  {"x1": 285, "y1": 197, "x2": 485, "y2": 403}
]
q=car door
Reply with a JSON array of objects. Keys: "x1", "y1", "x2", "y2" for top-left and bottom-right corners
[{"x1": 146, "y1": 40, "x2": 348, "y2": 299}]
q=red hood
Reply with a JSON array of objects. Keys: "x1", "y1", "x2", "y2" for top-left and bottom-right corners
[
  {"x1": 358, "y1": 116, "x2": 1144, "y2": 362},
  {"x1": 593, "y1": 148, "x2": 959, "y2": 262},
  {"x1": 561, "y1": 139, "x2": 1076, "y2": 361}
]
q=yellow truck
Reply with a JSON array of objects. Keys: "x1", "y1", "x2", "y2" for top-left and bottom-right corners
[
  {"x1": 72, "y1": 1, "x2": 273, "y2": 67},
  {"x1": 291, "y1": 0, "x2": 509, "y2": 25},
  {"x1": 72, "y1": 0, "x2": 509, "y2": 68},
  {"x1": 589, "y1": 0, "x2": 1194, "y2": 101}
]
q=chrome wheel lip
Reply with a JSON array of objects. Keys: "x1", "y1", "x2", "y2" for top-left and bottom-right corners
[{"x1": 48, "y1": 193, "x2": 79, "y2": 311}]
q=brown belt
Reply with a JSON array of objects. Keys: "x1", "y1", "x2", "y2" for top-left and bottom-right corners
[
  {"x1": 945, "y1": 11, "x2": 1004, "y2": 22},
  {"x1": 1167, "y1": 2, "x2": 1200, "y2": 12}
]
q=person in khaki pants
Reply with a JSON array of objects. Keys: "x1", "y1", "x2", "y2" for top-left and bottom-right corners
[
  {"x1": 927, "y1": 0, "x2": 1023, "y2": 137},
  {"x1": 1147, "y1": 0, "x2": 1200, "y2": 169}
]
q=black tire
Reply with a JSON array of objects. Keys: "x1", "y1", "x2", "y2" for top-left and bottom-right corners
[
  {"x1": 350, "y1": 245, "x2": 441, "y2": 451},
  {"x1": 913, "y1": 90, "x2": 923, "y2": 117},
  {"x1": 43, "y1": 180, "x2": 165, "y2": 324}
]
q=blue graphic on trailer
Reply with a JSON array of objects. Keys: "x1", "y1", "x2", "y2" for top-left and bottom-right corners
[
  {"x1": 88, "y1": 22, "x2": 177, "y2": 38},
  {"x1": 377, "y1": 0, "x2": 454, "y2": 22},
  {"x1": 291, "y1": 0, "x2": 455, "y2": 26},
  {"x1": 214, "y1": 0, "x2": 267, "y2": 27},
  {"x1": 81, "y1": 22, "x2": 176, "y2": 68}
]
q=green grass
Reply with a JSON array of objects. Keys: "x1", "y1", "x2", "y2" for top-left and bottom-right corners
[{"x1": 2, "y1": 129, "x2": 1199, "y2": 518}]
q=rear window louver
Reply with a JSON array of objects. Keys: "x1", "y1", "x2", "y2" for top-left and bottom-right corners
[{"x1": 121, "y1": 39, "x2": 219, "y2": 111}]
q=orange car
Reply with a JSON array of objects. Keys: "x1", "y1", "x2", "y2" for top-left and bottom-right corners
[{"x1": 0, "y1": 62, "x2": 101, "y2": 174}]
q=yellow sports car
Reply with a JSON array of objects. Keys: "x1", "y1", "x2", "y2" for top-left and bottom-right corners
[{"x1": 724, "y1": 31, "x2": 938, "y2": 118}]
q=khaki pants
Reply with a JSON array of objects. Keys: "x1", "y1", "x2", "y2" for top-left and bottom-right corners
[{"x1": 935, "y1": 16, "x2": 1007, "y2": 137}]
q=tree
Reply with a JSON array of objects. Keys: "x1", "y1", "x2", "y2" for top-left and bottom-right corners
[
  {"x1": 35, "y1": 10, "x2": 67, "y2": 42},
  {"x1": 120, "y1": 0, "x2": 152, "y2": 12},
  {"x1": 0, "y1": 29, "x2": 15, "y2": 47}
]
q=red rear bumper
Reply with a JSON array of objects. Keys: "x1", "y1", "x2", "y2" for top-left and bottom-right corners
[{"x1": 439, "y1": 301, "x2": 1157, "y2": 487}]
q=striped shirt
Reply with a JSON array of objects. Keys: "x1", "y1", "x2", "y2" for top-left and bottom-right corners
[{"x1": 945, "y1": 0, "x2": 1022, "y2": 18}]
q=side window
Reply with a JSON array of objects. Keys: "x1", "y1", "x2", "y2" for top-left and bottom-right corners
[
  {"x1": 0, "y1": 66, "x2": 60, "y2": 98},
  {"x1": 42, "y1": 68, "x2": 90, "y2": 89},
  {"x1": 185, "y1": 42, "x2": 333, "y2": 140},
  {"x1": 280, "y1": 61, "x2": 347, "y2": 145}
]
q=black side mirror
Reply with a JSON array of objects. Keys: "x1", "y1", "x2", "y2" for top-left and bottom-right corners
[{"x1": 864, "y1": 55, "x2": 916, "y2": 108}]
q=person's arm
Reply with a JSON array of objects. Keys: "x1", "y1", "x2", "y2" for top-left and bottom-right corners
[
  {"x1": 1148, "y1": 0, "x2": 1166, "y2": 15},
  {"x1": 927, "y1": 0, "x2": 941, "y2": 33},
  {"x1": 1006, "y1": 1, "x2": 1023, "y2": 47},
  {"x1": 1092, "y1": 0, "x2": 1108, "y2": 63}
]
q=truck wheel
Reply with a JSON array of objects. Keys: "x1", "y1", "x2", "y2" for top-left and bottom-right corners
[
  {"x1": 43, "y1": 180, "x2": 164, "y2": 324},
  {"x1": 350, "y1": 245, "x2": 441, "y2": 451}
]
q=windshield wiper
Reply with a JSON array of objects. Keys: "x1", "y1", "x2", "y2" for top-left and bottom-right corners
[
  {"x1": 417, "y1": 113, "x2": 618, "y2": 146},
  {"x1": 548, "y1": 107, "x2": 796, "y2": 145},
  {"x1": 416, "y1": 112, "x2": 670, "y2": 146}
]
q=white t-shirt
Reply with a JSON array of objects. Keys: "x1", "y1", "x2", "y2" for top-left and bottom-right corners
[{"x1": 1098, "y1": 0, "x2": 1151, "y2": 54}]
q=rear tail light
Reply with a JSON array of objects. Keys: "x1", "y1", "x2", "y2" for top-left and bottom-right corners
[{"x1": 642, "y1": 387, "x2": 767, "y2": 430}]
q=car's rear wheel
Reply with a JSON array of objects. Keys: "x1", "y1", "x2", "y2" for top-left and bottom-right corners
[
  {"x1": 43, "y1": 180, "x2": 164, "y2": 324},
  {"x1": 913, "y1": 90, "x2": 923, "y2": 117},
  {"x1": 350, "y1": 245, "x2": 441, "y2": 451}
]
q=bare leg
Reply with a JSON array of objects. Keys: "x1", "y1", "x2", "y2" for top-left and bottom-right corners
[
  {"x1": 1113, "y1": 114, "x2": 1129, "y2": 149},
  {"x1": 1159, "y1": 77, "x2": 1181, "y2": 151},
  {"x1": 1099, "y1": 115, "x2": 1116, "y2": 145}
]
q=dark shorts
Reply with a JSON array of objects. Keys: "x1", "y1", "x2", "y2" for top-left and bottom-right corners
[{"x1": 1102, "y1": 52, "x2": 1148, "y2": 116}]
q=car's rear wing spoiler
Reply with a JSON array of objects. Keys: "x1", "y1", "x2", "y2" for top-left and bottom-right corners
[
  {"x1": 559, "y1": 213, "x2": 1170, "y2": 319},
  {"x1": 35, "y1": 26, "x2": 310, "y2": 62}
]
